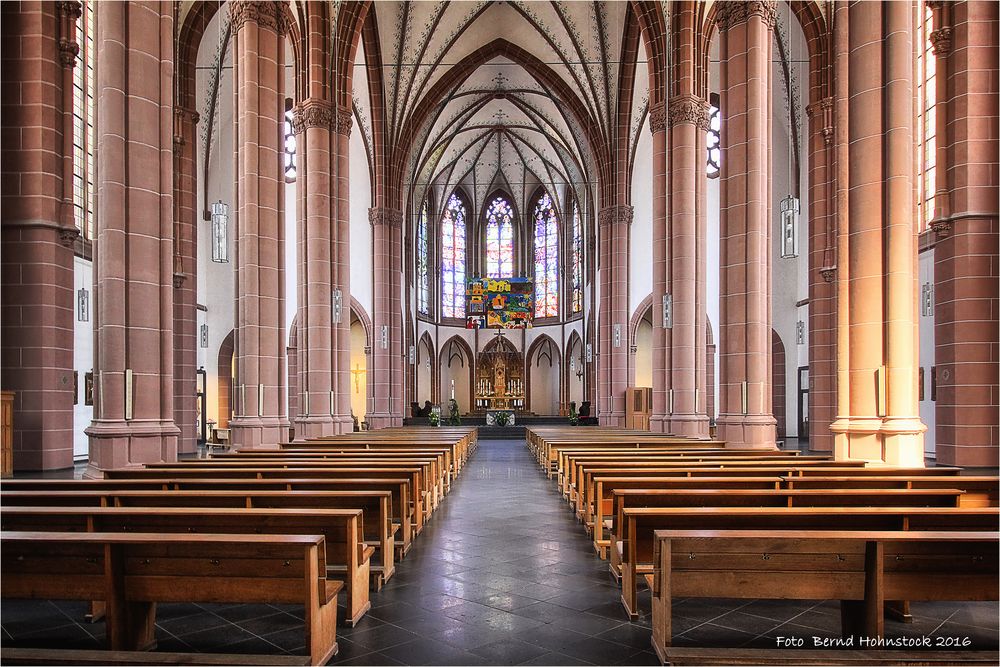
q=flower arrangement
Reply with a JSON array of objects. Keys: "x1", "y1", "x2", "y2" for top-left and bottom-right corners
[
  {"x1": 493, "y1": 410, "x2": 511, "y2": 427},
  {"x1": 428, "y1": 411, "x2": 441, "y2": 427}
]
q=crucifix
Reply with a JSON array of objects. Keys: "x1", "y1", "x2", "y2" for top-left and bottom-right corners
[{"x1": 351, "y1": 364, "x2": 366, "y2": 394}]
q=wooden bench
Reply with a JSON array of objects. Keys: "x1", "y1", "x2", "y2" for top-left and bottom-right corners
[
  {"x1": 1, "y1": 506, "x2": 373, "y2": 626},
  {"x1": 589, "y1": 477, "x2": 783, "y2": 554},
  {"x1": 648, "y1": 530, "x2": 999, "y2": 661},
  {"x1": 781, "y1": 475, "x2": 1000, "y2": 507},
  {"x1": 3, "y1": 477, "x2": 416, "y2": 556},
  {"x1": 617, "y1": 506, "x2": 1000, "y2": 619},
  {"x1": 104, "y1": 467, "x2": 429, "y2": 533},
  {"x1": 1, "y1": 488, "x2": 398, "y2": 586},
  {"x1": 1, "y1": 531, "x2": 341, "y2": 665},
  {"x1": 225, "y1": 447, "x2": 458, "y2": 486}
]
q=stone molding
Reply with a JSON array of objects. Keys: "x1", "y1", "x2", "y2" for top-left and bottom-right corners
[
  {"x1": 930, "y1": 217, "x2": 952, "y2": 239},
  {"x1": 597, "y1": 205, "x2": 633, "y2": 228},
  {"x1": 229, "y1": 0, "x2": 290, "y2": 36},
  {"x1": 930, "y1": 27, "x2": 952, "y2": 55},
  {"x1": 667, "y1": 94, "x2": 710, "y2": 130},
  {"x1": 715, "y1": 1, "x2": 777, "y2": 32},
  {"x1": 173, "y1": 107, "x2": 200, "y2": 150},
  {"x1": 369, "y1": 207, "x2": 404, "y2": 229},
  {"x1": 57, "y1": 1, "x2": 82, "y2": 20},
  {"x1": 292, "y1": 99, "x2": 334, "y2": 134},
  {"x1": 819, "y1": 266, "x2": 837, "y2": 283},
  {"x1": 648, "y1": 103, "x2": 666, "y2": 134}
]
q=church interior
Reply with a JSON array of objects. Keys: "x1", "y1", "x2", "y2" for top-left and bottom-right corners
[{"x1": 1, "y1": 0, "x2": 998, "y2": 665}]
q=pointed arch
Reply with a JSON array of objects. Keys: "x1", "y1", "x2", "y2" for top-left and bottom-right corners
[
  {"x1": 216, "y1": 329, "x2": 235, "y2": 429},
  {"x1": 628, "y1": 295, "x2": 655, "y2": 388},
  {"x1": 439, "y1": 335, "x2": 475, "y2": 413},
  {"x1": 526, "y1": 334, "x2": 561, "y2": 415},
  {"x1": 482, "y1": 189, "x2": 518, "y2": 279},
  {"x1": 416, "y1": 331, "x2": 438, "y2": 405},
  {"x1": 441, "y1": 189, "x2": 470, "y2": 319},
  {"x1": 530, "y1": 187, "x2": 560, "y2": 319}
]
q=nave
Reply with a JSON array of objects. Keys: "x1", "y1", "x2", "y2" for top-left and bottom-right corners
[{"x1": 3, "y1": 438, "x2": 997, "y2": 666}]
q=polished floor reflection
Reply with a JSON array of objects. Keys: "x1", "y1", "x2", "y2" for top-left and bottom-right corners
[{"x1": 2, "y1": 439, "x2": 997, "y2": 665}]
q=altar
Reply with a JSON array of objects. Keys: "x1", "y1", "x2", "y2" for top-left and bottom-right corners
[{"x1": 474, "y1": 334, "x2": 525, "y2": 412}]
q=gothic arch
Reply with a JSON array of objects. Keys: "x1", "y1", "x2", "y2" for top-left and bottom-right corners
[
  {"x1": 216, "y1": 329, "x2": 235, "y2": 429},
  {"x1": 628, "y1": 294, "x2": 655, "y2": 387},
  {"x1": 416, "y1": 331, "x2": 438, "y2": 405},
  {"x1": 525, "y1": 335, "x2": 562, "y2": 415},
  {"x1": 287, "y1": 315, "x2": 299, "y2": 424},
  {"x1": 438, "y1": 335, "x2": 475, "y2": 413}
]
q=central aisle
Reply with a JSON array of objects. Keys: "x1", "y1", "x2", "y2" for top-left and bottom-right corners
[{"x1": 331, "y1": 438, "x2": 660, "y2": 666}]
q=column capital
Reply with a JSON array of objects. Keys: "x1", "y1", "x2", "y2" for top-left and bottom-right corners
[
  {"x1": 648, "y1": 103, "x2": 667, "y2": 134},
  {"x1": 667, "y1": 94, "x2": 710, "y2": 130},
  {"x1": 597, "y1": 205, "x2": 633, "y2": 228},
  {"x1": 335, "y1": 105, "x2": 353, "y2": 137},
  {"x1": 369, "y1": 207, "x2": 404, "y2": 228},
  {"x1": 930, "y1": 27, "x2": 952, "y2": 55},
  {"x1": 291, "y1": 99, "x2": 333, "y2": 134},
  {"x1": 806, "y1": 96, "x2": 834, "y2": 146},
  {"x1": 56, "y1": 1, "x2": 82, "y2": 20},
  {"x1": 229, "y1": 1, "x2": 291, "y2": 36},
  {"x1": 715, "y1": 1, "x2": 777, "y2": 32}
]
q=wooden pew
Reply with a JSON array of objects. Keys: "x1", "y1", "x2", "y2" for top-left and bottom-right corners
[
  {"x1": 223, "y1": 448, "x2": 458, "y2": 486},
  {"x1": 0, "y1": 647, "x2": 311, "y2": 666},
  {"x1": 1, "y1": 506, "x2": 374, "y2": 626},
  {"x1": 617, "y1": 506, "x2": 1000, "y2": 619},
  {"x1": 589, "y1": 476, "x2": 784, "y2": 556},
  {"x1": 3, "y1": 477, "x2": 416, "y2": 555},
  {"x1": 1, "y1": 531, "x2": 341, "y2": 665},
  {"x1": 104, "y1": 467, "x2": 429, "y2": 533},
  {"x1": 1, "y1": 488, "x2": 398, "y2": 586},
  {"x1": 781, "y1": 475, "x2": 1000, "y2": 507},
  {"x1": 648, "y1": 529, "x2": 999, "y2": 661}
]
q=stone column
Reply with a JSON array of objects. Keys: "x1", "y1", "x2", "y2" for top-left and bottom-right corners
[
  {"x1": 229, "y1": 0, "x2": 289, "y2": 448},
  {"x1": 0, "y1": 0, "x2": 78, "y2": 470},
  {"x1": 715, "y1": 1, "x2": 778, "y2": 449},
  {"x1": 667, "y1": 94, "x2": 711, "y2": 438},
  {"x1": 805, "y1": 97, "x2": 836, "y2": 453},
  {"x1": 85, "y1": 0, "x2": 179, "y2": 471},
  {"x1": 649, "y1": 103, "x2": 669, "y2": 433},
  {"x1": 831, "y1": 0, "x2": 926, "y2": 465},
  {"x1": 173, "y1": 106, "x2": 200, "y2": 454},
  {"x1": 597, "y1": 205, "x2": 631, "y2": 427},
  {"x1": 368, "y1": 207, "x2": 404, "y2": 429},
  {"x1": 933, "y1": 0, "x2": 999, "y2": 466},
  {"x1": 331, "y1": 107, "x2": 354, "y2": 434},
  {"x1": 291, "y1": 99, "x2": 336, "y2": 439}
]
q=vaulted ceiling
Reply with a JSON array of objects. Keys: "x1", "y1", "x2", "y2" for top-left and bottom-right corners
[{"x1": 361, "y1": 1, "x2": 650, "y2": 218}]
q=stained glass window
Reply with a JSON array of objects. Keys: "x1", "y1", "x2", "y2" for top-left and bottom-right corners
[
  {"x1": 916, "y1": 2, "x2": 936, "y2": 231},
  {"x1": 706, "y1": 92, "x2": 721, "y2": 178},
  {"x1": 571, "y1": 202, "x2": 583, "y2": 314},
  {"x1": 73, "y1": 1, "x2": 96, "y2": 239},
  {"x1": 284, "y1": 98, "x2": 296, "y2": 182},
  {"x1": 485, "y1": 195, "x2": 514, "y2": 278},
  {"x1": 417, "y1": 200, "x2": 429, "y2": 315},
  {"x1": 441, "y1": 193, "x2": 467, "y2": 318},
  {"x1": 533, "y1": 192, "x2": 560, "y2": 318}
]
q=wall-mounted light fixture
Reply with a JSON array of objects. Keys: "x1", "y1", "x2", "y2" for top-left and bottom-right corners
[
  {"x1": 662, "y1": 293, "x2": 673, "y2": 329},
  {"x1": 585, "y1": 343, "x2": 593, "y2": 363},
  {"x1": 211, "y1": 200, "x2": 229, "y2": 263},
  {"x1": 331, "y1": 288, "x2": 343, "y2": 323},
  {"x1": 77, "y1": 288, "x2": 89, "y2": 322},
  {"x1": 796, "y1": 320, "x2": 805, "y2": 345},
  {"x1": 613, "y1": 324, "x2": 622, "y2": 348},
  {"x1": 380, "y1": 325, "x2": 389, "y2": 349},
  {"x1": 779, "y1": 195, "x2": 799, "y2": 259},
  {"x1": 921, "y1": 283, "x2": 934, "y2": 317},
  {"x1": 200, "y1": 323, "x2": 209, "y2": 348},
  {"x1": 408, "y1": 345, "x2": 415, "y2": 365}
]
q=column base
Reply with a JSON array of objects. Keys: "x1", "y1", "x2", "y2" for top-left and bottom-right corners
[
  {"x1": 293, "y1": 414, "x2": 337, "y2": 441},
  {"x1": 668, "y1": 413, "x2": 711, "y2": 439},
  {"x1": 332, "y1": 414, "x2": 355, "y2": 435},
  {"x1": 716, "y1": 413, "x2": 777, "y2": 449},
  {"x1": 599, "y1": 412, "x2": 626, "y2": 428},
  {"x1": 85, "y1": 419, "x2": 180, "y2": 477},
  {"x1": 831, "y1": 416, "x2": 926, "y2": 467},
  {"x1": 649, "y1": 415, "x2": 670, "y2": 433},
  {"x1": 229, "y1": 416, "x2": 288, "y2": 450}
]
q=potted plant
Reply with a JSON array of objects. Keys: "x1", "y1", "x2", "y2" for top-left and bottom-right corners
[
  {"x1": 493, "y1": 410, "x2": 511, "y2": 427},
  {"x1": 568, "y1": 402, "x2": 579, "y2": 426},
  {"x1": 428, "y1": 409, "x2": 441, "y2": 427}
]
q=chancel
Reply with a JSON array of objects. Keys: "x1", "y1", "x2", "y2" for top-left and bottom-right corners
[{"x1": 1, "y1": 0, "x2": 998, "y2": 665}]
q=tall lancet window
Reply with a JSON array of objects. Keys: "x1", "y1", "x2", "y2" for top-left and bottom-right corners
[
  {"x1": 706, "y1": 92, "x2": 721, "y2": 177},
  {"x1": 533, "y1": 192, "x2": 559, "y2": 318},
  {"x1": 441, "y1": 193, "x2": 467, "y2": 318},
  {"x1": 570, "y1": 201, "x2": 583, "y2": 314},
  {"x1": 73, "y1": 0, "x2": 96, "y2": 239},
  {"x1": 416, "y1": 200, "x2": 430, "y2": 315},
  {"x1": 485, "y1": 195, "x2": 514, "y2": 278},
  {"x1": 916, "y1": 2, "x2": 936, "y2": 230}
]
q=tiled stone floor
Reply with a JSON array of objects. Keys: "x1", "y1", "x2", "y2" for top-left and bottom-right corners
[{"x1": 3, "y1": 438, "x2": 998, "y2": 665}]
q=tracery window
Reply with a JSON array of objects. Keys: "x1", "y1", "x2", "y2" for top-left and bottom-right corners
[
  {"x1": 706, "y1": 92, "x2": 721, "y2": 178},
  {"x1": 485, "y1": 195, "x2": 514, "y2": 278},
  {"x1": 416, "y1": 200, "x2": 430, "y2": 315},
  {"x1": 440, "y1": 193, "x2": 467, "y2": 318},
  {"x1": 570, "y1": 201, "x2": 583, "y2": 314},
  {"x1": 916, "y1": 3, "x2": 936, "y2": 230},
  {"x1": 533, "y1": 192, "x2": 559, "y2": 318},
  {"x1": 283, "y1": 98, "x2": 296, "y2": 182},
  {"x1": 73, "y1": 1, "x2": 96, "y2": 239}
]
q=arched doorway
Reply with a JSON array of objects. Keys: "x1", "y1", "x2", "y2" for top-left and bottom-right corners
[{"x1": 440, "y1": 337, "x2": 474, "y2": 414}]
